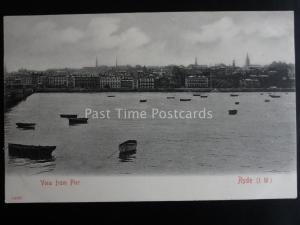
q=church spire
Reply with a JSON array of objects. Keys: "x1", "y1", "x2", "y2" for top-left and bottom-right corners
[
  {"x1": 245, "y1": 53, "x2": 250, "y2": 67},
  {"x1": 96, "y1": 57, "x2": 98, "y2": 68},
  {"x1": 195, "y1": 57, "x2": 198, "y2": 66}
]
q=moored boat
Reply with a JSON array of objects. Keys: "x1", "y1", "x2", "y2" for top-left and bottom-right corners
[
  {"x1": 16, "y1": 123, "x2": 35, "y2": 129},
  {"x1": 235, "y1": 102, "x2": 240, "y2": 105},
  {"x1": 69, "y1": 118, "x2": 88, "y2": 124},
  {"x1": 269, "y1": 94, "x2": 280, "y2": 98},
  {"x1": 230, "y1": 94, "x2": 239, "y2": 97},
  {"x1": 200, "y1": 95, "x2": 208, "y2": 98},
  {"x1": 8, "y1": 143, "x2": 56, "y2": 158},
  {"x1": 60, "y1": 114, "x2": 77, "y2": 118},
  {"x1": 119, "y1": 140, "x2": 137, "y2": 154},
  {"x1": 140, "y1": 99, "x2": 147, "y2": 102},
  {"x1": 180, "y1": 98, "x2": 191, "y2": 101},
  {"x1": 228, "y1": 109, "x2": 238, "y2": 115},
  {"x1": 193, "y1": 94, "x2": 200, "y2": 96},
  {"x1": 265, "y1": 99, "x2": 270, "y2": 102},
  {"x1": 107, "y1": 95, "x2": 115, "y2": 97},
  {"x1": 166, "y1": 97, "x2": 175, "y2": 99}
]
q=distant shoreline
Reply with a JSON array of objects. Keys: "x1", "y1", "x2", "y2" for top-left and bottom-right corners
[{"x1": 35, "y1": 88, "x2": 296, "y2": 93}]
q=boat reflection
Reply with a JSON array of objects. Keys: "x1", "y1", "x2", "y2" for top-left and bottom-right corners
[
  {"x1": 8, "y1": 155, "x2": 56, "y2": 174},
  {"x1": 17, "y1": 127, "x2": 35, "y2": 130},
  {"x1": 119, "y1": 152, "x2": 136, "y2": 162}
]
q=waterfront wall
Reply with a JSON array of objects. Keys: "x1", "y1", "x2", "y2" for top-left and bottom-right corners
[
  {"x1": 4, "y1": 88, "x2": 34, "y2": 109},
  {"x1": 36, "y1": 87, "x2": 296, "y2": 93}
]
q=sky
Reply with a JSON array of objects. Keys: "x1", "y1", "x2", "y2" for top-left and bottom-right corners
[{"x1": 4, "y1": 11, "x2": 295, "y2": 72}]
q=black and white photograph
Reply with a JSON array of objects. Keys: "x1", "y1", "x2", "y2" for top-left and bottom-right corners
[{"x1": 4, "y1": 11, "x2": 297, "y2": 202}]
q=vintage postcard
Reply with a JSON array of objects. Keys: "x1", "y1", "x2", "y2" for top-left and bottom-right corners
[{"x1": 4, "y1": 11, "x2": 296, "y2": 203}]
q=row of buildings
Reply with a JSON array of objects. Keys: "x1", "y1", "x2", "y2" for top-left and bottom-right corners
[
  {"x1": 5, "y1": 73, "x2": 207, "y2": 89},
  {"x1": 4, "y1": 55, "x2": 295, "y2": 90},
  {"x1": 5, "y1": 73, "x2": 157, "y2": 89}
]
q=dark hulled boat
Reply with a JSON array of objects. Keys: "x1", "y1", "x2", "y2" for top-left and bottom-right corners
[
  {"x1": 269, "y1": 94, "x2": 281, "y2": 98},
  {"x1": 230, "y1": 94, "x2": 239, "y2": 97},
  {"x1": 60, "y1": 114, "x2": 77, "y2": 118},
  {"x1": 228, "y1": 109, "x2": 238, "y2": 115},
  {"x1": 180, "y1": 98, "x2": 191, "y2": 101},
  {"x1": 16, "y1": 123, "x2": 35, "y2": 129},
  {"x1": 200, "y1": 95, "x2": 208, "y2": 98},
  {"x1": 69, "y1": 118, "x2": 88, "y2": 124},
  {"x1": 166, "y1": 97, "x2": 175, "y2": 99},
  {"x1": 265, "y1": 99, "x2": 270, "y2": 102},
  {"x1": 119, "y1": 140, "x2": 137, "y2": 154},
  {"x1": 193, "y1": 94, "x2": 200, "y2": 96},
  {"x1": 107, "y1": 95, "x2": 115, "y2": 97},
  {"x1": 140, "y1": 99, "x2": 147, "y2": 102},
  {"x1": 8, "y1": 143, "x2": 56, "y2": 158},
  {"x1": 235, "y1": 102, "x2": 240, "y2": 105}
]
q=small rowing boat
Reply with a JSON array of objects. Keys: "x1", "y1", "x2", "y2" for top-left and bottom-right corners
[
  {"x1": 140, "y1": 99, "x2": 147, "y2": 102},
  {"x1": 16, "y1": 123, "x2": 35, "y2": 129},
  {"x1": 235, "y1": 102, "x2": 240, "y2": 105},
  {"x1": 180, "y1": 98, "x2": 191, "y2": 101},
  {"x1": 8, "y1": 143, "x2": 56, "y2": 158},
  {"x1": 230, "y1": 94, "x2": 239, "y2": 97},
  {"x1": 200, "y1": 95, "x2": 208, "y2": 98},
  {"x1": 166, "y1": 97, "x2": 175, "y2": 99},
  {"x1": 119, "y1": 140, "x2": 137, "y2": 154},
  {"x1": 228, "y1": 109, "x2": 238, "y2": 115},
  {"x1": 269, "y1": 94, "x2": 280, "y2": 98},
  {"x1": 60, "y1": 114, "x2": 77, "y2": 118}
]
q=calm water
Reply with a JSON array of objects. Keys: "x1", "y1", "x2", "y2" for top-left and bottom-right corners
[{"x1": 5, "y1": 92, "x2": 296, "y2": 175}]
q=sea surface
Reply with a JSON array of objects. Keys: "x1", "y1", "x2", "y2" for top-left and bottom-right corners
[{"x1": 4, "y1": 92, "x2": 296, "y2": 175}]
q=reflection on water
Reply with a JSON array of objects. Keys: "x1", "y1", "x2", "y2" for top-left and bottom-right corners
[
  {"x1": 8, "y1": 156, "x2": 56, "y2": 174},
  {"x1": 17, "y1": 127, "x2": 35, "y2": 130},
  {"x1": 119, "y1": 153, "x2": 136, "y2": 162},
  {"x1": 68, "y1": 123, "x2": 88, "y2": 126}
]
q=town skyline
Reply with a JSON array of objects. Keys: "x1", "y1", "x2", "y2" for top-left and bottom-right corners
[
  {"x1": 4, "y1": 12, "x2": 295, "y2": 72},
  {"x1": 5, "y1": 54, "x2": 295, "y2": 74}
]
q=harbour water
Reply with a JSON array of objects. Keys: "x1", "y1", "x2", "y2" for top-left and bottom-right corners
[{"x1": 4, "y1": 92, "x2": 296, "y2": 175}]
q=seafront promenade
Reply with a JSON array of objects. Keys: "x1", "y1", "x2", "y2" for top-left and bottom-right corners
[
  {"x1": 4, "y1": 88, "x2": 34, "y2": 109},
  {"x1": 35, "y1": 87, "x2": 296, "y2": 93}
]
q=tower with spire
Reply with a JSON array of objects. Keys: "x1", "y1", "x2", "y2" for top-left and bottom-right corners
[
  {"x1": 195, "y1": 57, "x2": 198, "y2": 66},
  {"x1": 245, "y1": 53, "x2": 250, "y2": 68},
  {"x1": 95, "y1": 57, "x2": 98, "y2": 68},
  {"x1": 232, "y1": 59, "x2": 235, "y2": 67}
]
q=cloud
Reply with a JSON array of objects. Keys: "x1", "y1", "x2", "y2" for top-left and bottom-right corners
[
  {"x1": 85, "y1": 17, "x2": 150, "y2": 50},
  {"x1": 11, "y1": 17, "x2": 150, "y2": 54},
  {"x1": 25, "y1": 21, "x2": 85, "y2": 54},
  {"x1": 32, "y1": 21, "x2": 84, "y2": 43},
  {"x1": 183, "y1": 16, "x2": 291, "y2": 45},
  {"x1": 243, "y1": 19, "x2": 290, "y2": 39},
  {"x1": 59, "y1": 27, "x2": 85, "y2": 43},
  {"x1": 184, "y1": 17, "x2": 240, "y2": 44},
  {"x1": 4, "y1": 12, "x2": 294, "y2": 71}
]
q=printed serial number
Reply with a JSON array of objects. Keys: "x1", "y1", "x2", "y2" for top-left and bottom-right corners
[{"x1": 11, "y1": 196, "x2": 22, "y2": 201}]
